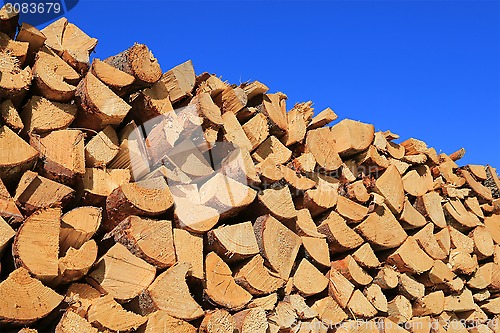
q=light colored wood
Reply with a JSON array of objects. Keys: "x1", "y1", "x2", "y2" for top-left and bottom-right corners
[
  {"x1": 444, "y1": 288, "x2": 475, "y2": 312},
  {"x1": 449, "y1": 226, "x2": 474, "y2": 253},
  {"x1": 0, "y1": 47, "x2": 32, "y2": 102},
  {"x1": 468, "y1": 165, "x2": 488, "y2": 180},
  {"x1": 435, "y1": 227, "x2": 451, "y2": 255},
  {"x1": 253, "y1": 135, "x2": 292, "y2": 164},
  {"x1": 0, "y1": 126, "x2": 39, "y2": 185},
  {"x1": 205, "y1": 252, "x2": 252, "y2": 311},
  {"x1": 311, "y1": 296, "x2": 348, "y2": 326},
  {"x1": 200, "y1": 309, "x2": 235, "y2": 333},
  {"x1": 16, "y1": 23, "x2": 46, "y2": 66},
  {"x1": 207, "y1": 222, "x2": 259, "y2": 262},
  {"x1": 416, "y1": 191, "x2": 447, "y2": 229},
  {"x1": 55, "y1": 310, "x2": 97, "y2": 333},
  {"x1": 214, "y1": 86, "x2": 247, "y2": 114},
  {"x1": 375, "y1": 165, "x2": 405, "y2": 214},
  {"x1": 364, "y1": 283, "x2": 388, "y2": 312},
  {"x1": 412, "y1": 291, "x2": 444, "y2": 316},
  {"x1": 481, "y1": 297, "x2": 500, "y2": 315},
  {"x1": 283, "y1": 102, "x2": 309, "y2": 146},
  {"x1": 233, "y1": 308, "x2": 269, "y2": 333},
  {"x1": 0, "y1": 215, "x2": 14, "y2": 254},
  {"x1": 12, "y1": 208, "x2": 60, "y2": 283},
  {"x1": 246, "y1": 293, "x2": 278, "y2": 311},
  {"x1": 173, "y1": 228, "x2": 204, "y2": 280},
  {"x1": 256, "y1": 186, "x2": 296, "y2": 221},
  {"x1": 374, "y1": 266, "x2": 400, "y2": 290},
  {"x1": 268, "y1": 301, "x2": 297, "y2": 331},
  {"x1": 219, "y1": 147, "x2": 261, "y2": 186},
  {"x1": 260, "y1": 93, "x2": 288, "y2": 136},
  {"x1": 292, "y1": 152, "x2": 316, "y2": 173},
  {"x1": 81, "y1": 168, "x2": 130, "y2": 205},
  {"x1": 256, "y1": 157, "x2": 283, "y2": 184},
  {"x1": 89, "y1": 243, "x2": 156, "y2": 302},
  {"x1": 57, "y1": 239, "x2": 97, "y2": 284},
  {"x1": 281, "y1": 165, "x2": 316, "y2": 193},
  {"x1": 331, "y1": 255, "x2": 373, "y2": 286},
  {"x1": 357, "y1": 145, "x2": 390, "y2": 171},
  {"x1": 387, "y1": 236, "x2": 435, "y2": 274},
  {"x1": 465, "y1": 196, "x2": 484, "y2": 219},
  {"x1": 485, "y1": 214, "x2": 500, "y2": 244},
  {"x1": 173, "y1": 196, "x2": 220, "y2": 233},
  {"x1": 242, "y1": 113, "x2": 269, "y2": 150},
  {"x1": 105, "y1": 177, "x2": 174, "y2": 231},
  {"x1": 87, "y1": 294, "x2": 146, "y2": 331},
  {"x1": 91, "y1": 58, "x2": 134, "y2": 96},
  {"x1": 352, "y1": 243, "x2": 381, "y2": 269},
  {"x1": 84, "y1": 126, "x2": 119, "y2": 167},
  {"x1": 254, "y1": 214, "x2": 302, "y2": 279},
  {"x1": 413, "y1": 223, "x2": 447, "y2": 260},
  {"x1": 0, "y1": 99, "x2": 23, "y2": 133},
  {"x1": 449, "y1": 249, "x2": 478, "y2": 275},
  {"x1": 0, "y1": 267, "x2": 63, "y2": 325},
  {"x1": 400, "y1": 198, "x2": 428, "y2": 229},
  {"x1": 144, "y1": 262, "x2": 204, "y2": 319},
  {"x1": 110, "y1": 216, "x2": 176, "y2": 269},
  {"x1": 336, "y1": 195, "x2": 369, "y2": 222},
  {"x1": 444, "y1": 198, "x2": 480, "y2": 229},
  {"x1": 346, "y1": 180, "x2": 371, "y2": 203},
  {"x1": 141, "y1": 310, "x2": 197, "y2": 333},
  {"x1": 234, "y1": 254, "x2": 285, "y2": 295},
  {"x1": 305, "y1": 127, "x2": 342, "y2": 171},
  {"x1": 31, "y1": 129, "x2": 85, "y2": 183},
  {"x1": 462, "y1": 169, "x2": 493, "y2": 201},
  {"x1": 308, "y1": 107, "x2": 337, "y2": 130},
  {"x1": 286, "y1": 293, "x2": 318, "y2": 320},
  {"x1": 330, "y1": 119, "x2": 375, "y2": 157},
  {"x1": 293, "y1": 258, "x2": 328, "y2": 296},
  {"x1": 328, "y1": 267, "x2": 355, "y2": 308},
  {"x1": 0, "y1": 5, "x2": 18, "y2": 38},
  {"x1": 222, "y1": 110, "x2": 253, "y2": 151},
  {"x1": 242, "y1": 80, "x2": 269, "y2": 100},
  {"x1": 354, "y1": 204, "x2": 408, "y2": 250},
  {"x1": 0, "y1": 176, "x2": 23, "y2": 223},
  {"x1": 470, "y1": 226, "x2": 495, "y2": 259},
  {"x1": 299, "y1": 180, "x2": 339, "y2": 217},
  {"x1": 294, "y1": 208, "x2": 326, "y2": 239},
  {"x1": 302, "y1": 236, "x2": 330, "y2": 268},
  {"x1": 403, "y1": 166, "x2": 434, "y2": 197},
  {"x1": 348, "y1": 289, "x2": 378, "y2": 319},
  {"x1": 318, "y1": 211, "x2": 364, "y2": 253},
  {"x1": 388, "y1": 295, "x2": 412, "y2": 324},
  {"x1": 468, "y1": 262, "x2": 494, "y2": 289},
  {"x1": 21, "y1": 96, "x2": 76, "y2": 135},
  {"x1": 398, "y1": 273, "x2": 425, "y2": 300}
]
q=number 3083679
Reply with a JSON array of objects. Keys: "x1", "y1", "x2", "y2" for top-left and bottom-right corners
[{"x1": 4, "y1": 2, "x2": 61, "y2": 14}]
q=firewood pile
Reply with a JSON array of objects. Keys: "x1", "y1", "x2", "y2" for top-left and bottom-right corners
[{"x1": 0, "y1": 7, "x2": 500, "y2": 333}]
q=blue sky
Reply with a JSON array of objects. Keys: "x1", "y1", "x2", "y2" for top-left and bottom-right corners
[{"x1": 32, "y1": 0, "x2": 500, "y2": 168}]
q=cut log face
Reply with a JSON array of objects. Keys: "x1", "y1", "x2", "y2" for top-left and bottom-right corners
[
  {"x1": 174, "y1": 228, "x2": 204, "y2": 280},
  {"x1": 12, "y1": 207, "x2": 61, "y2": 283},
  {"x1": 0, "y1": 176, "x2": 23, "y2": 223},
  {"x1": 21, "y1": 96, "x2": 77, "y2": 135},
  {"x1": 328, "y1": 266, "x2": 355, "y2": 308},
  {"x1": 336, "y1": 195, "x2": 369, "y2": 222},
  {"x1": 388, "y1": 236, "x2": 434, "y2": 274},
  {"x1": 207, "y1": 222, "x2": 259, "y2": 262},
  {"x1": 412, "y1": 291, "x2": 444, "y2": 317},
  {"x1": 388, "y1": 295, "x2": 412, "y2": 324},
  {"x1": 308, "y1": 107, "x2": 338, "y2": 130},
  {"x1": 234, "y1": 254, "x2": 285, "y2": 296},
  {"x1": 55, "y1": 310, "x2": 98, "y2": 333},
  {"x1": 374, "y1": 266, "x2": 400, "y2": 290},
  {"x1": 302, "y1": 236, "x2": 330, "y2": 268},
  {"x1": 485, "y1": 214, "x2": 500, "y2": 245},
  {"x1": 413, "y1": 223, "x2": 447, "y2": 260},
  {"x1": 200, "y1": 309, "x2": 235, "y2": 333},
  {"x1": 260, "y1": 93, "x2": 288, "y2": 136},
  {"x1": 91, "y1": 58, "x2": 135, "y2": 96},
  {"x1": 76, "y1": 72, "x2": 131, "y2": 128},
  {"x1": 0, "y1": 99, "x2": 23, "y2": 133},
  {"x1": 30, "y1": 129, "x2": 85, "y2": 183},
  {"x1": 403, "y1": 166, "x2": 434, "y2": 197},
  {"x1": 247, "y1": 293, "x2": 278, "y2": 311},
  {"x1": 354, "y1": 205, "x2": 408, "y2": 250},
  {"x1": 88, "y1": 243, "x2": 156, "y2": 302},
  {"x1": 0, "y1": 49, "x2": 32, "y2": 101},
  {"x1": 87, "y1": 295, "x2": 146, "y2": 332},
  {"x1": 161, "y1": 60, "x2": 196, "y2": 103},
  {"x1": 444, "y1": 198, "x2": 480, "y2": 229},
  {"x1": 470, "y1": 226, "x2": 495, "y2": 259},
  {"x1": 254, "y1": 215, "x2": 302, "y2": 279},
  {"x1": 205, "y1": 252, "x2": 252, "y2": 311},
  {"x1": 416, "y1": 191, "x2": 447, "y2": 229},
  {"x1": 253, "y1": 135, "x2": 292, "y2": 165},
  {"x1": 104, "y1": 43, "x2": 162, "y2": 87},
  {"x1": 348, "y1": 289, "x2": 378, "y2": 319},
  {"x1": 0, "y1": 126, "x2": 39, "y2": 185},
  {"x1": 81, "y1": 168, "x2": 130, "y2": 205},
  {"x1": 462, "y1": 169, "x2": 493, "y2": 201},
  {"x1": 57, "y1": 239, "x2": 97, "y2": 284},
  {"x1": 449, "y1": 249, "x2": 478, "y2": 275},
  {"x1": 311, "y1": 296, "x2": 348, "y2": 326},
  {"x1": 398, "y1": 274, "x2": 425, "y2": 300},
  {"x1": 84, "y1": 126, "x2": 119, "y2": 167},
  {"x1": 16, "y1": 23, "x2": 46, "y2": 66},
  {"x1": 242, "y1": 113, "x2": 270, "y2": 150},
  {"x1": 0, "y1": 5, "x2": 19, "y2": 38},
  {"x1": 257, "y1": 186, "x2": 296, "y2": 221},
  {"x1": 110, "y1": 216, "x2": 176, "y2": 269},
  {"x1": 375, "y1": 165, "x2": 405, "y2": 214},
  {"x1": 299, "y1": 180, "x2": 339, "y2": 217},
  {"x1": 364, "y1": 283, "x2": 388, "y2": 312},
  {"x1": 222, "y1": 111, "x2": 253, "y2": 151},
  {"x1": 318, "y1": 211, "x2": 364, "y2": 253},
  {"x1": 0, "y1": 215, "x2": 14, "y2": 254},
  {"x1": 352, "y1": 243, "x2": 381, "y2": 269},
  {"x1": 0, "y1": 267, "x2": 63, "y2": 325},
  {"x1": 305, "y1": 127, "x2": 342, "y2": 172},
  {"x1": 293, "y1": 258, "x2": 329, "y2": 297},
  {"x1": 332, "y1": 255, "x2": 373, "y2": 286}
]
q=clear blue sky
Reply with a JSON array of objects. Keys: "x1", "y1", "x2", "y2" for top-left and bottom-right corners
[{"x1": 33, "y1": 0, "x2": 500, "y2": 168}]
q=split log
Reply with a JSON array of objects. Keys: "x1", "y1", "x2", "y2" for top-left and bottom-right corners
[
  {"x1": 298, "y1": 180, "x2": 339, "y2": 217},
  {"x1": 242, "y1": 80, "x2": 268, "y2": 101},
  {"x1": 387, "y1": 236, "x2": 434, "y2": 274},
  {"x1": 254, "y1": 214, "x2": 302, "y2": 279},
  {"x1": 242, "y1": 113, "x2": 269, "y2": 150},
  {"x1": 336, "y1": 195, "x2": 369, "y2": 222},
  {"x1": 16, "y1": 23, "x2": 46, "y2": 66},
  {"x1": 268, "y1": 301, "x2": 297, "y2": 331},
  {"x1": 0, "y1": 215, "x2": 14, "y2": 254},
  {"x1": 311, "y1": 296, "x2": 348, "y2": 326},
  {"x1": 57, "y1": 239, "x2": 97, "y2": 284},
  {"x1": 30, "y1": 129, "x2": 85, "y2": 183},
  {"x1": 331, "y1": 255, "x2": 373, "y2": 286},
  {"x1": 200, "y1": 309, "x2": 235, "y2": 333},
  {"x1": 388, "y1": 295, "x2": 412, "y2": 323},
  {"x1": 110, "y1": 216, "x2": 176, "y2": 269},
  {"x1": 398, "y1": 273, "x2": 425, "y2": 300},
  {"x1": 87, "y1": 295, "x2": 146, "y2": 331},
  {"x1": 59, "y1": 206, "x2": 101, "y2": 254},
  {"x1": 364, "y1": 283, "x2": 388, "y2": 312},
  {"x1": 282, "y1": 102, "x2": 309, "y2": 146},
  {"x1": 444, "y1": 198, "x2": 480, "y2": 229},
  {"x1": 233, "y1": 308, "x2": 269, "y2": 333},
  {"x1": 104, "y1": 43, "x2": 162, "y2": 87},
  {"x1": 281, "y1": 165, "x2": 316, "y2": 193},
  {"x1": 470, "y1": 226, "x2": 495, "y2": 259},
  {"x1": 257, "y1": 157, "x2": 283, "y2": 185},
  {"x1": 399, "y1": 198, "x2": 427, "y2": 229},
  {"x1": 374, "y1": 266, "x2": 400, "y2": 290},
  {"x1": 0, "y1": 126, "x2": 39, "y2": 185},
  {"x1": 346, "y1": 180, "x2": 371, "y2": 203},
  {"x1": 305, "y1": 127, "x2": 342, "y2": 171},
  {"x1": 481, "y1": 297, "x2": 500, "y2": 315},
  {"x1": 292, "y1": 152, "x2": 317, "y2": 173},
  {"x1": 286, "y1": 293, "x2": 318, "y2": 320},
  {"x1": 222, "y1": 111, "x2": 253, "y2": 151},
  {"x1": 412, "y1": 291, "x2": 445, "y2": 316},
  {"x1": 330, "y1": 119, "x2": 374, "y2": 157},
  {"x1": 0, "y1": 48, "x2": 32, "y2": 102},
  {"x1": 449, "y1": 226, "x2": 474, "y2": 253},
  {"x1": 465, "y1": 196, "x2": 484, "y2": 219},
  {"x1": 173, "y1": 228, "x2": 204, "y2": 280},
  {"x1": 0, "y1": 99, "x2": 23, "y2": 133},
  {"x1": 75, "y1": 72, "x2": 131, "y2": 129},
  {"x1": 308, "y1": 107, "x2": 337, "y2": 130},
  {"x1": 462, "y1": 169, "x2": 493, "y2": 201},
  {"x1": 259, "y1": 93, "x2": 288, "y2": 136},
  {"x1": 374, "y1": 165, "x2": 405, "y2": 214},
  {"x1": 214, "y1": 86, "x2": 247, "y2": 114},
  {"x1": 0, "y1": 4, "x2": 18, "y2": 38},
  {"x1": 12, "y1": 208, "x2": 61, "y2": 283},
  {"x1": 256, "y1": 185, "x2": 296, "y2": 221},
  {"x1": 0, "y1": 176, "x2": 23, "y2": 223},
  {"x1": 348, "y1": 289, "x2": 378, "y2": 319},
  {"x1": 468, "y1": 262, "x2": 494, "y2": 289},
  {"x1": 207, "y1": 222, "x2": 259, "y2": 262},
  {"x1": 105, "y1": 177, "x2": 174, "y2": 231},
  {"x1": 413, "y1": 223, "x2": 447, "y2": 260},
  {"x1": 173, "y1": 196, "x2": 220, "y2": 233},
  {"x1": 219, "y1": 147, "x2": 260, "y2": 186},
  {"x1": 317, "y1": 211, "x2": 364, "y2": 253},
  {"x1": 55, "y1": 310, "x2": 97, "y2": 333},
  {"x1": 253, "y1": 135, "x2": 292, "y2": 165},
  {"x1": 352, "y1": 243, "x2": 381, "y2": 269},
  {"x1": 357, "y1": 145, "x2": 390, "y2": 171},
  {"x1": 0, "y1": 267, "x2": 63, "y2": 324},
  {"x1": 354, "y1": 204, "x2": 408, "y2": 250},
  {"x1": 403, "y1": 166, "x2": 434, "y2": 197},
  {"x1": 444, "y1": 288, "x2": 475, "y2": 312},
  {"x1": 247, "y1": 293, "x2": 278, "y2": 311},
  {"x1": 80, "y1": 168, "x2": 130, "y2": 206},
  {"x1": 302, "y1": 236, "x2": 330, "y2": 268},
  {"x1": 21, "y1": 96, "x2": 77, "y2": 135},
  {"x1": 205, "y1": 252, "x2": 252, "y2": 311},
  {"x1": 234, "y1": 254, "x2": 285, "y2": 295},
  {"x1": 485, "y1": 214, "x2": 500, "y2": 244},
  {"x1": 416, "y1": 191, "x2": 447, "y2": 229},
  {"x1": 84, "y1": 126, "x2": 119, "y2": 167},
  {"x1": 294, "y1": 208, "x2": 327, "y2": 238},
  {"x1": 162, "y1": 137, "x2": 214, "y2": 178},
  {"x1": 449, "y1": 249, "x2": 478, "y2": 275},
  {"x1": 328, "y1": 267, "x2": 355, "y2": 308},
  {"x1": 88, "y1": 243, "x2": 156, "y2": 301},
  {"x1": 91, "y1": 58, "x2": 134, "y2": 96},
  {"x1": 293, "y1": 258, "x2": 329, "y2": 296}
]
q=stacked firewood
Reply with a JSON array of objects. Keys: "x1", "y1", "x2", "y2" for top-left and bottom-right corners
[{"x1": 0, "y1": 6, "x2": 499, "y2": 333}]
